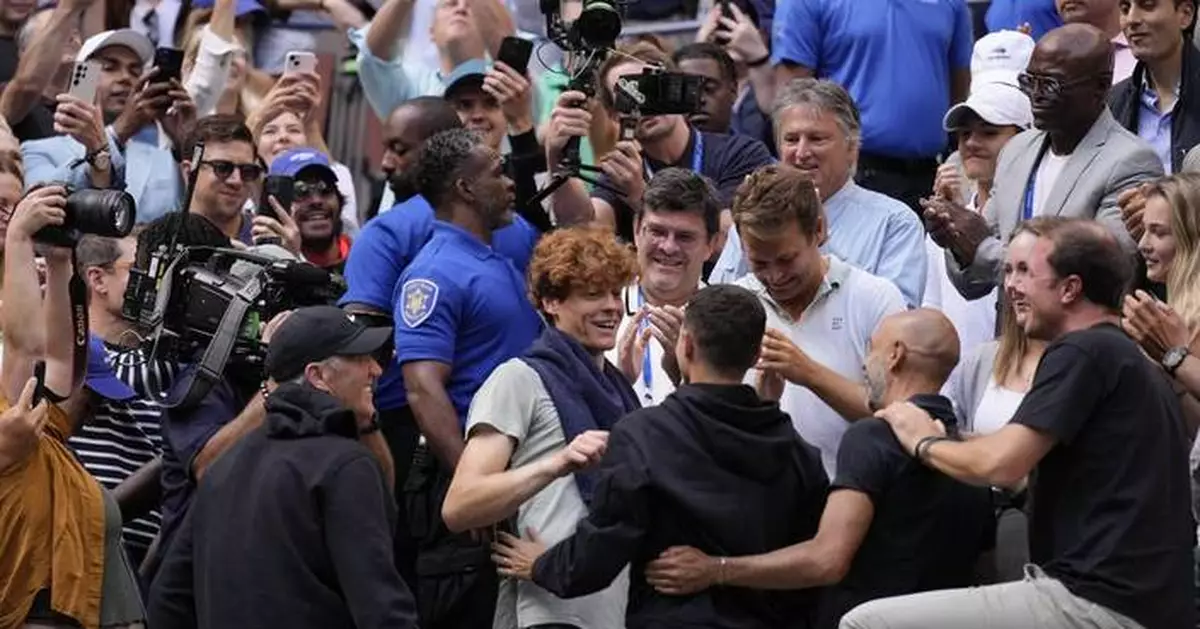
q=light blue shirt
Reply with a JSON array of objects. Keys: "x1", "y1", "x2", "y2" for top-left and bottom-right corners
[
  {"x1": 21, "y1": 128, "x2": 183, "y2": 225},
  {"x1": 711, "y1": 180, "x2": 927, "y2": 307},
  {"x1": 1138, "y1": 77, "x2": 1178, "y2": 174},
  {"x1": 772, "y1": 0, "x2": 973, "y2": 158},
  {"x1": 349, "y1": 24, "x2": 451, "y2": 121}
]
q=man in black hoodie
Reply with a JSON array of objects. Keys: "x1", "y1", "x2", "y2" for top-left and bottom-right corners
[
  {"x1": 147, "y1": 306, "x2": 418, "y2": 629},
  {"x1": 492, "y1": 284, "x2": 830, "y2": 629},
  {"x1": 643, "y1": 308, "x2": 994, "y2": 629}
]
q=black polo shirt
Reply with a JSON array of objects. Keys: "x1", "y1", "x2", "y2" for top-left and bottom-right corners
[{"x1": 591, "y1": 126, "x2": 775, "y2": 242}]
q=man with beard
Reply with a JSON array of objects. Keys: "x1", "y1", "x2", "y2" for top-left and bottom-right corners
[
  {"x1": 852, "y1": 218, "x2": 1194, "y2": 629},
  {"x1": 544, "y1": 41, "x2": 774, "y2": 253},
  {"x1": 644, "y1": 308, "x2": 994, "y2": 629},
  {"x1": 180, "y1": 114, "x2": 261, "y2": 244},
  {"x1": 492, "y1": 284, "x2": 829, "y2": 629},
  {"x1": 393, "y1": 127, "x2": 544, "y2": 629},
  {"x1": 732, "y1": 165, "x2": 905, "y2": 477},
  {"x1": 926, "y1": 24, "x2": 1162, "y2": 302},
  {"x1": 267, "y1": 148, "x2": 351, "y2": 273},
  {"x1": 441, "y1": 226, "x2": 640, "y2": 629},
  {"x1": 606, "y1": 168, "x2": 718, "y2": 406},
  {"x1": 339, "y1": 97, "x2": 541, "y2": 590},
  {"x1": 21, "y1": 28, "x2": 194, "y2": 224}
]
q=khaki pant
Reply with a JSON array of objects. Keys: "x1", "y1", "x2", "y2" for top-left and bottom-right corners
[{"x1": 840, "y1": 565, "x2": 1143, "y2": 629}]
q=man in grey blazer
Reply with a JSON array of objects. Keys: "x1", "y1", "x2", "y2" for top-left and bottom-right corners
[{"x1": 926, "y1": 24, "x2": 1163, "y2": 301}]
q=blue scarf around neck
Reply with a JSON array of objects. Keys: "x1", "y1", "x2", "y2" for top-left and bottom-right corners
[{"x1": 521, "y1": 326, "x2": 641, "y2": 505}]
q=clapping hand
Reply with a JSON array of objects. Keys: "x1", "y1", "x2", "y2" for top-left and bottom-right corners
[{"x1": 1122, "y1": 290, "x2": 1191, "y2": 362}]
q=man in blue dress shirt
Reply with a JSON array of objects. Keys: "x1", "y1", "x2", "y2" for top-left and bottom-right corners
[{"x1": 392, "y1": 127, "x2": 543, "y2": 629}]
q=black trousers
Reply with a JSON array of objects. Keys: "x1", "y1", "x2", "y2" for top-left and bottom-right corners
[
  {"x1": 855, "y1": 152, "x2": 939, "y2": 218},
  {"x1": 404, "y1": 443, "x2": 499, "y2": 629},
  {"x1": 380, "y1": 406, "x2": 422, "y2": 592}
]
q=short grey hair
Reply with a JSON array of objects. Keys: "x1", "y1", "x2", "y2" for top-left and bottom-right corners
[{"x1": 771, "y1": 78, "x2": 863, "y2": 151}]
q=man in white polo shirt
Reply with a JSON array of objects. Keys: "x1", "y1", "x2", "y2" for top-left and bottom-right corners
[
  {"x1": 607, "y1": 168, "x2": 721, "y2": 406},
  {"x1": 733, "y1": 165, "x2": 905, "y2": 476}
]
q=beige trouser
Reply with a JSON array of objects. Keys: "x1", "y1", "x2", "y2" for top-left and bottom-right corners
[{"x1": 840, "y1": 565, "x2": 1144, "y2": 629}]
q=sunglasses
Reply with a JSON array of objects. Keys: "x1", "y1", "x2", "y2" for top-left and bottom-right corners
[
  {"x1": 295, "y1": 180, "x2": 336, "y2": 200},
  {"x1": 201, "y1": 160, "x2": 264, "y2": 182},
  {"x1": 1016, "y1": 72, "x2": 1099, "y2": 98}
]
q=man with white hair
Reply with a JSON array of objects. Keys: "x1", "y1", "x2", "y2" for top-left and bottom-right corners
[{"x1": 923, "y1": 30, "x2": 1035, "y2": 356}]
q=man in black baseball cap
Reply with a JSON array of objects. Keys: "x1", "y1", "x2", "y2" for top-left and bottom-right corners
[{"x1": 148, "y1": 305, "x2": 415, "y2": 629}]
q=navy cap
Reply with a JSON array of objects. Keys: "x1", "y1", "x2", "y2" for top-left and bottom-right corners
[
  {"x1": 86, "y1": 335, "x2": 136, "y2": 401},
  {"x1": 265, "y1": 306, "x2": 392, "y2": 382},
  {"x1": 442, "y1": 58, "x2": 490, "y2": 99},
  {"x1": 269, "y1": 147, "x2": 337, "y2": 182}
]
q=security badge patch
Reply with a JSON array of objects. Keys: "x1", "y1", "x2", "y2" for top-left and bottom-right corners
[{"x1": 401, "y1": 279, "x2": 439, "y2": 327}]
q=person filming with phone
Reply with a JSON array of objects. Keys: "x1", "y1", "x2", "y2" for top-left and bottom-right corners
[{"x1": 258, "y1": 147, "x2": 351, "y2": 273}]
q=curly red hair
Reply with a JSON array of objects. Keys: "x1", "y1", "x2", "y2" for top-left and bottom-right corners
[{"x1": 528, "y1": 226, "x2": 637, "y2": 308}]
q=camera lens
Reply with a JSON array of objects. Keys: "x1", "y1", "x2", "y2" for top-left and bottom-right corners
[
  {"x1": 65, "y1": 188, "x2": 137, "y2": 238},
  {"x1": 577, "y1": 0, "x2": 621, "y2": 47}
]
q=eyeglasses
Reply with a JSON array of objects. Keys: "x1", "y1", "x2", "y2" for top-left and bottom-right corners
[
  {"x1": 200, "y1": 160, "x2": 264, "y2": 182},
  {"x1": 295, "y1": 180, "x2": 336, "y2": 200},
  {"x1": 1016, "y1": 72, "x2": 1099, "y2": 98}
]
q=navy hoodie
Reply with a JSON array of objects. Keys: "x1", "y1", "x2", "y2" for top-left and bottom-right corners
[{"x1": 533, "y1": 383, "x2": 829, "y2": 629}]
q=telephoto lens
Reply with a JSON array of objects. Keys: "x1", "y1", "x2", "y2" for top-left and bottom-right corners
[{"x1": 33, "y1": 188, "x2": 137, "y2": 248}]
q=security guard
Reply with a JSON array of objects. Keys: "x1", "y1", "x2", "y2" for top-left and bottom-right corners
[{"x1": 392, "y1": 128, "x2": 543, "y2": 629}]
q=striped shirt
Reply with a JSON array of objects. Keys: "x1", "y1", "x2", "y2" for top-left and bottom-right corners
[{"x1": 69, "y1": 343, "x2": 180, "y2": 564}]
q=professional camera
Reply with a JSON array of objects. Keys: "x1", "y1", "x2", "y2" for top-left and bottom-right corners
[
  {"x1": 123, "y1": 245, "x2": 345, "y2": 405},
  {"x1": 541, "y1": 0, "x2": 622, "y2": 50},
  {"x1": 33, "y1": 187, "x2": 136, "y2": 248},
  {"x1": 614, "y1": 67, "x2": 705, "y2": 117}
]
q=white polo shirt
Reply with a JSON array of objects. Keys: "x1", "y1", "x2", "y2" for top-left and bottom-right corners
[
  {"x1": 603, "y1": 282, "x2": 702, "y2": 407},
  {"x1": 738, "y1": 256, "x2": 906, "y2": 477}
]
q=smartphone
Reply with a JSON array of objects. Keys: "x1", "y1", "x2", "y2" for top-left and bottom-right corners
[
  {"x1": 152, "y1": 47, "x2": 184, "y2": 84},
  {"x1": 260, "y1": 175, "x2": 295, "y2": 218},
  {"x1": 283, "y1": 51, "x2": 318, "y2": 76},
  {"x1": 31, "y1": 360, "x2": 46, "y2": 408},
  {"x1": 497, "y1": 36, "x2": 534, "y2": 76},
  {"x1": 68, "y1": 60, "x2": 102, "y2": 104}
]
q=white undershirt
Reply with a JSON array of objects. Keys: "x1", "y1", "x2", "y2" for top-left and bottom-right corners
[
  {"x1": 972, "y1": 378, "x2": 1027, "y2": 436},
  {"x1": 1032, "y1": 151, "x2": 1070, "y2": 217}
]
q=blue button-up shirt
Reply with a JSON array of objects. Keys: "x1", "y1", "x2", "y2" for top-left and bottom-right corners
[
  {"x1": 1138, "y1": 76, "x2": 1179, "y2": 174},
  {"x1": 712, "y1": 180, "x2": 927, "y2": 307}
]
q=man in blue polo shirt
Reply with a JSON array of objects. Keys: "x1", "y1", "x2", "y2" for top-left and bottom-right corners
[
  {"x1": 392, "y1": 127, "x2": 543, "y2": 629},
  {"x1": 339, "y1": 96, "x2": 540, "y2": 590},
  {"x1": 773, "y1": 0, "x2": 974, "y2": 214}
]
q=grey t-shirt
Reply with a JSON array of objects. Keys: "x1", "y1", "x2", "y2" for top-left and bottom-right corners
[{"x1": 467, "y1": 359, "x2": 628, "y2": 629}]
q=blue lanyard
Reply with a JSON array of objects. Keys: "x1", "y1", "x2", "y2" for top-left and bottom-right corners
[
  {"x1": 637, "y1": 287, "x2": 654, "y2": 404},
  {"x1": 1022, "y1": 175, "x2": 1035, "y2": 222},
  {"x1": 645, "y1": 133, "x2": 704, "y2": 178}
]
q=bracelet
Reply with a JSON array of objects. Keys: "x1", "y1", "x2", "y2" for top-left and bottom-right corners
[
  {"x1": 746, "y1": 53, "x2": 771, "y2": 68},
  {"x1": 716, "y1": 556, "x2": 728, "y2": 586},
  {"x1": 913, "y1": 435, "x2": 948, "y2": 462}
]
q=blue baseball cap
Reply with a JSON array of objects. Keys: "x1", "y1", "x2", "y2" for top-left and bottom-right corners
[
  {"x1": 269, "y1": 147, "x2": 336, "y2": 182},
  {"x1": 189, "y1": 0, "x2": 267, "y2": 19},
  {"x1": 86, "y1": 336, "x2": 136, "y2": 401},
  {"x1": 442, "y1": 58, "x2": 490, "y2": 99}
]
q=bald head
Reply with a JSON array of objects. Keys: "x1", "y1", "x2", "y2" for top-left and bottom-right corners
[
  {"x1": 878, "y1": 309, "x2": 961, "y2": 384},
  {"x1": 1036, "y1": 24, "x2": 1114, "y2": 77}
]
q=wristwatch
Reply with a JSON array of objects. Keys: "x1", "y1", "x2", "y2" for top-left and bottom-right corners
[
  {"x1": 1163, "y1": 345, "x2": 1190, "y2": 376},
  {"x1": 85, "y1": 146, "x2": 111, "y2": 171}
]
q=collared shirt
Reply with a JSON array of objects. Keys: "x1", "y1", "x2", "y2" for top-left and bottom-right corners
[
  {"x1": 1138, "y1": 74, "x2": 1180, "y2": 173},
  {"x1": 393, "y1": 221, "x2": 543, "y2": 423},
  {"x1": 603, "y1": 282, "x2": 704, "y2": 407},
  {"x1": 738, "y1": 256, "x2": 906, "y2": 477},
  {"x1": 712, "y1": 181, "x2": 926, "y2": 307},
  {"x1": 340, "y1": 195, "x2": 540, "y2": 411},
  {"x1": 773, "y1": 0, "x2": 973, "y2": 158},
  {"x1": 820, "y1": 180, "x2": 927, "y2": 307},
  {"x1": 1113, "y1": 33, "x2": 1137, "y2": 85}
]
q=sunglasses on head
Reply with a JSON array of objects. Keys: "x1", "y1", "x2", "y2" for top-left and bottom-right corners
[{"x1": 201, "y1": 160, "x2": 264, "y2": 182}]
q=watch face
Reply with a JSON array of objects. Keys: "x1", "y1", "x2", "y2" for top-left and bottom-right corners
[
  {"x1": 1165, "y1": 347, "x2": 1188, "y2": 369},
  {"x1": 92, "y1": 152, "x2": 110, "y2": 169}
]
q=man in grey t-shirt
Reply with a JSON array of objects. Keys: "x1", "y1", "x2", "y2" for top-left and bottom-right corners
[{"x1": 441, "y1": 228, "x2": 645, "y2": 629}]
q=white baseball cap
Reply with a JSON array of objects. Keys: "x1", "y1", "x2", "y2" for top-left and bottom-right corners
[
  {"x1": 76, "y1": 29, "x2": 154, "y2": 65},
  {"x1": 971, "y1": 30, "x2": 1035, "y2": 86},
  {"x1": 943, "y1": 80, "x2": 1033, "y2": 131}
]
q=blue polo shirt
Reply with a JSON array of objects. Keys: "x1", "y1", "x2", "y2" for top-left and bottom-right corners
[
  {"x1": 392, "y1": 221, "x2": 543, "y2": 422},
  {"x1": 340, "y1": 195, "x2": 540, "y2": 411},
  {"x1": 773, "y1": 0, "x2": 973, "y2": 158},
  {"x1": 985, "y1": 0, "x2": 1062, "y2": 41}
]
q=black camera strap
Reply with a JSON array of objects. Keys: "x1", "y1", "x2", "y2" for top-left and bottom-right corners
[
  {"x1": 43, "y1": 252, "x2": 90, "y2": 404},
  {"x1": 164, "y1": 275, "x2": 264, "y2": 410}
]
